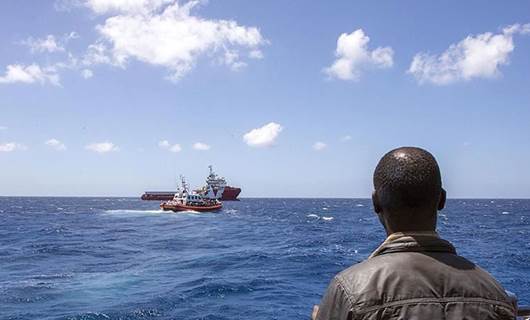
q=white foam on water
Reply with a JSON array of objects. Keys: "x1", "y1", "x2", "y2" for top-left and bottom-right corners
[
  {"x1": 105, "y1": 209, "x2": 164, "y2": 215},
  {"x1": 307, "y1": 214, "x2": 319, "y2": 218},
  {"x1": 501, "y1": 211, "x2": 510, "y2": 215},
  {"x1": 356, "y1": 204, "x2": 364, "y2": 207},
  {"x1": 178, "y1": 210, "x2": 201, "y2": 214},
  {"x1": 224, "y1": 209, "x2": 238, "y2": 214},
  {"x1": 322, "y1": 207, "x2": 329, "y2": 210},
  {"x1": 322, "y1": 216, "x2": 334, "y2": 221}
]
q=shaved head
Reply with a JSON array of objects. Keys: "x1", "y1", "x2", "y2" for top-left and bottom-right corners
[{"x1": 374, "y1": 147, "x2": 442, "y2": 212}]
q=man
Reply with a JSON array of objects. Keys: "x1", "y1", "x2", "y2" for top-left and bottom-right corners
[{"x1": 313, "y1": 147, "x2": 515, "y2": 320}]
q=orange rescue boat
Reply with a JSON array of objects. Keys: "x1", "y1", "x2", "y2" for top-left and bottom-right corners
[
  {"x1": 160, "y1": 175, "x2": 224, "y2": 213},
  {"x1": 160, "y1": 201, "x2": 222, "y2": 212}
]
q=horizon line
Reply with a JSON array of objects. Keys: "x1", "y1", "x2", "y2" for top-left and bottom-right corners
[{"x1": 1, "y1": 195, "x2": 529, "y2": 200}]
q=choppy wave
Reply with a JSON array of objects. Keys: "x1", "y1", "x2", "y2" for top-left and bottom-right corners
[
  {"x1": 0, "y1": 197, "x2": 528, "y2": 319},
  {"x1": 306, "y1": 214, "x2": 334, "y2": 221}
]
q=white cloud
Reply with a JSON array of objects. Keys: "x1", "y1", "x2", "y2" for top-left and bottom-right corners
[
  {"x1": 83, "y1": 42, "x2": 116, "y2": 66},
  {"x1": 313, "y1": 141, "x2": 327, "y2": 151},
  {"x1": 341, "y1": 135, "x2": 352, "y2": 142},
  {"x1": 45, "y1": 138, "x2": 67, "y2": 151},
  {"x1": 84, "y1": 0, "x2": 267, "y2": 81},
  {"x1": 0, "y1": 64, "x2": 60, "y2": 86},
  {"x1": 243, "y1": 122, "x2": 283, "y2": 148},
  {"x1": 0, "y1": 126, "x2": 7, "y2": 130},
  {"x1": 158, "y1": 139, "x2": 182, "y2": 152},
  {"x1": 23, "y1": 35, "x2": 65, "y2": 53},
  {"x1": 81, "y1": 69, "x2": 94, "y2": 79},
  {"x1": 408, "y1": 23, "x2": 530, "y2": 85},
  {"x1": 158, "y1": 140, "x2": 170, "y2": 148},
  {"x1": 193, "y1": 142, "x2": 210, "y2": 151},
  {"x1": 503, "y1": 23, "x2": 530, "y2": 35},
  {"x1": 249, "y1": 49, "x2": 264, "y2": 59},
  {"x1": 324, "y1": 29, "x2": 394, "y2": 81},
  {"x1": 168, "y1": 144, "x2": 182, "y2": 152},
  {"x1": 85, "y1": 141, "x2": 118, "y2": 153},
  {"x1": 0, "y1": 142, "x2": 27, "y2": 152},
  {"x1": 85, "y1": 0, "x2": 173, "y2": 14}
]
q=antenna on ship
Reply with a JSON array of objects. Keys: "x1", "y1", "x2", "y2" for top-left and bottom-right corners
[{"x1": 180, "y1": 175, "x2": 189, "y2": 193}]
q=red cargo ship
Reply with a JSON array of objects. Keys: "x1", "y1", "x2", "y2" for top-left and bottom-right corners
[{"x1": 141, "y1": 166, "x2": 241, "y2": 201}]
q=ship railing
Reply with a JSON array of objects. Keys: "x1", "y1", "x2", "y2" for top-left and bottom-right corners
[{"x1": 518, "y1": 306, "x2": 530, "y2": 319}]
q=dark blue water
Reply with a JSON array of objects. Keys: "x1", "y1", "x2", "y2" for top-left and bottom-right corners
[{"x1": 1, "y1": 198, "x2": 529, "y2": 320}]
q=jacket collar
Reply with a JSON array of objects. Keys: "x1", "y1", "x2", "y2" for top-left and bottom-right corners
[{"x1": 369, "y1": 231, "x2": 457, "y2": 259}]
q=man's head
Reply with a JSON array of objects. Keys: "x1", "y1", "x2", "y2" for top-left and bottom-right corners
[{"x1": 372, "y1": 147, "x2": 446, "y2": 234}]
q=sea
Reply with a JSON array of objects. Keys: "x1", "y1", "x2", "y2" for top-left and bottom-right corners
[{"x1": 1, "y1": 197, "x2": 529, "y2": 320}]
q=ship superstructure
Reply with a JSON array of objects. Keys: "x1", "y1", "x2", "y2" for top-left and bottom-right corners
[{"x1": 141, "y1": 165, "x2": 241, "y2": 201}]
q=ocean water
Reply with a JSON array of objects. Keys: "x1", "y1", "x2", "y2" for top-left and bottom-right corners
[{"x1": 1, "y1": 197, "x2": 529, "y2": 320}]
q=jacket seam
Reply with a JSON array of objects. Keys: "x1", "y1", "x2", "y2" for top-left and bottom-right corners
[
  {"x1": 355, "y1": 297, "x2": 515, "y2": 315},
  {"x1": 335, "y1": 276, "x2": 356, "y2": 310}
]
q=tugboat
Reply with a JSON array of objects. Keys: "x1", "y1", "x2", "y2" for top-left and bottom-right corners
[{"x1": 160, "y1": 176, "x2": 223, "y2": 212}]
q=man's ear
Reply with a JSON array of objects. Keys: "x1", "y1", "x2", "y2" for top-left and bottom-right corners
[
  {"x1": 372, "y1": 191, "x2": 382, "y2": 213},
  {"x1": 438, "y1": 188, "x2": 446, "y2": 211}
]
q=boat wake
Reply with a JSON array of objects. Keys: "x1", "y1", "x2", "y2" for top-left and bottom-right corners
[{"x1": 104, "y1": 209, "x2": 164, "y2": 215}]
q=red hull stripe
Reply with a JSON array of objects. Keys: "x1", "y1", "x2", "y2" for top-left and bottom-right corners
[{"x1": 161, "y1": 204, "x2": 222, "y2": 212}]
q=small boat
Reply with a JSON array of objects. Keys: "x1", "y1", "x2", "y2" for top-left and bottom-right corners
[
  {"x1": 161, "y1": 201, "x2": 222, "y2": 212},
  {"x1": 160, "y1": 176, "x2": 223, "y2": 213}
]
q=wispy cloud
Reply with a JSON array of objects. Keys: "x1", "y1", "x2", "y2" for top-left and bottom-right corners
[
  {"x1": 193, "y1": 142, "x2": 211, "y2": 151},
  {"x1": 243, "y1": 122, "x2": 283, "y2": 147},
  {"x1": 81, "y1": 69, "x2": 94, "y2": 79},
  {"x1": 313, "y1": 141, "x2": 327, "y2": 151},
  {"x1": 324, "y1": 29, "x2": 393, "y2": 81},
  {"x1": 22, "y1": 35, "x2": 65, "y2": 53},
  {"x1": 408, "y1": 23, "x2": 530, "y2": 85},
  {"x1": 85, "y1": 141, "x2": 118, "y2": 153},
  {"x1": 0, "y1": 64, "x2": 60, "y2": 86},
  {"x1": 45, "y1": 138, "x2": 67, "y2": 151},
  {"x1": 341, "y1": 135, "x2": 352, "y2": 142},
  {"x1": 0, "y1": 126, "x2": 7, "y2": 130},
  {"x1": 159, "y1": 140, "x2": 182, "y2": 153},
  {"x1": 0, "y1": 142, "x2": 27, "y2": 152}
]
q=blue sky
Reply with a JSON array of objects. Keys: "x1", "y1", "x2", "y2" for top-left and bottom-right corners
[{"x1": 1, "y1": 0, "x2": 530, "y2": 198}]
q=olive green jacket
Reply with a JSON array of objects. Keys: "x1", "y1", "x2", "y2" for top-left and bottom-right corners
[{"x1": 316, "y1": 233, "x2": 515, "y2": 320}]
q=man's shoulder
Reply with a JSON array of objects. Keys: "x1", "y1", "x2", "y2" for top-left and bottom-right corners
[
  {"x1": 335, "y1": 251, "x2": 510, "y2": 302},
  {"x1": 335, "y1": 252, "x2": 403, "y2": 283}
]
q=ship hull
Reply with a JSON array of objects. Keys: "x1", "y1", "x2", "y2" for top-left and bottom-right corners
[
  {"x1": 160, "y1": 202, "x2": 222, "y2": 212},
  {"x1": 142, "y1": 186, "x2": 241, "y2": 201},
  {"x1": 220, "y1": 186, "x2": 241, "y2": 201}
]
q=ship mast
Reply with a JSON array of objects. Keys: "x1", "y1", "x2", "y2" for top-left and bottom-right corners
[{"x1": 180, "y1": 175, "x2": 189, "y2": 194}]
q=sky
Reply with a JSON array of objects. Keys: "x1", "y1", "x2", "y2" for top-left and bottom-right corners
[{"x1": 1, "y1": 0, "x2": 530, "y2": 198}]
